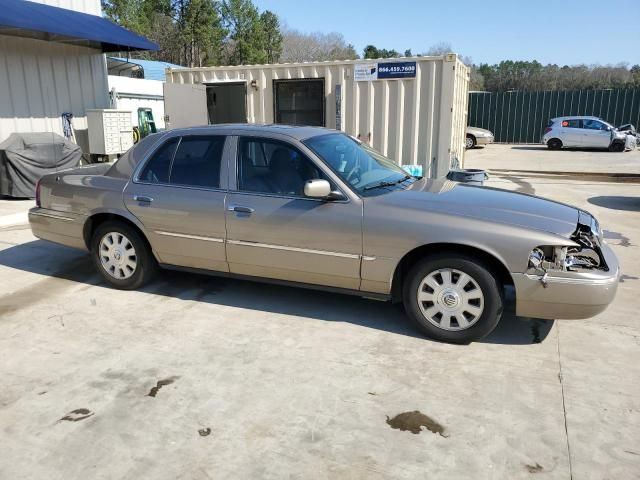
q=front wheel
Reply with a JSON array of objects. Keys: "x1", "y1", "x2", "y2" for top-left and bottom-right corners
[
  {"x1": 403, "y1": 254, "x2": 503, "y2": 343},
  {"x1": 609, "y1": 141, "x2": 625, "y2": 152},
  {"x1": 91, "y1": 221, "x2": 156, "y2": 289},
  {"x1": 465, "y1": 135, "x2": 476, "y2": 149}
]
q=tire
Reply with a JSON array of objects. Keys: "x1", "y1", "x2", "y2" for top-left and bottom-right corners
[
  {"x1": 402, "y1": 254, "x2": 503, "y2": 344},
  {"x1": 91, "y1": 221, "x2": 156, "y2": 289},
  {"x1": 609, "y1": 141, "x2": 625, "y2": 152},
  {"x1": 465, "y1": 135, "x2": 476, "y2": 149},
  {"x1": 547, "y1": 138, "x2": 562, "y2": 150}
]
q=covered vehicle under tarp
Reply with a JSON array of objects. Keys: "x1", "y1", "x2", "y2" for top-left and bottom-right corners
[{"x1": 0, "y1": 133, "x2": 82, "y2": 198}]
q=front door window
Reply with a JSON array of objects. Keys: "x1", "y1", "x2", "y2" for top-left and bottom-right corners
[{"x1": 237, "y1": 137, "x2": 329, "y2": 197}]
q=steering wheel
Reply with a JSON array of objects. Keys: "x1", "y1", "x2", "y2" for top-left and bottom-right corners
[{"x1": 345, "y1": 165, "x2": 361, "y2": 184}]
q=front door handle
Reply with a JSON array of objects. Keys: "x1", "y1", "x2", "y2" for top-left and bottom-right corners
[
  {"x1": 133, "y1": 195, "x2": 153, "y2": 203},
  {"x1": 227, "y1": 205, "x2": 255, "y2": 214}
]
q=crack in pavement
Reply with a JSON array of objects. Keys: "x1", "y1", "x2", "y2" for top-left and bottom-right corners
[{"x1": 556, "y1": 323, "x2": 574, "y2": 480}]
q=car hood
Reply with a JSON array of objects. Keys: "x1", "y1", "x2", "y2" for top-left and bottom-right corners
[
  {"x1": 371, "y1": 178, "x2": 580, "y2": 237},
  {"x1": 467, "y1": 126, "x2": 493, "y2": 136}
]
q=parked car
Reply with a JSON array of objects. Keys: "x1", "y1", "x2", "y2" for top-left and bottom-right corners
[
  {"x1": 466, "y1": 126, "x2": 494, "y2": 149},
  {"x1": 542, "y1": 116, "x2": 631, "y2": 151},
  {"x1": 29, "y1": 125, "x2": 620, "y2": 344}
]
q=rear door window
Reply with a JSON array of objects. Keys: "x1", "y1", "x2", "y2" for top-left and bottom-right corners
[
  {"x1": 169, "y1": 136, "x2": 225, "y2": 188},
  {"x1": 139, "y1": 137, "x2": 179, "y2": 184},
  {"x1": 561, "y1": 119, "x2": 582, "y2": 128}
]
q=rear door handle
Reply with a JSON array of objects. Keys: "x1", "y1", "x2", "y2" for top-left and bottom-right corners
[
  {"x1": 133, "y1": 195, "x2": 153, "y2": 203},
  {"x1": 227, "y1": 205, "x2": 255, "y2": 214}
]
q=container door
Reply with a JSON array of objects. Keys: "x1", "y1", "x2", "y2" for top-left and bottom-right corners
[{"x1": 163, "y1": 83, "x2": 208, "y2": 129}]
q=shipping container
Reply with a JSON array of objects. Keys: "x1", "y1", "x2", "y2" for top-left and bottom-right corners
[{"x1": 165, "y1": 55, "x2": 470, "y2": 178}]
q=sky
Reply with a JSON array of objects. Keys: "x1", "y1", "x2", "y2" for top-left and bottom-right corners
[{"x1": 254, "y1": 0, "x2": 640, "y2": 66}]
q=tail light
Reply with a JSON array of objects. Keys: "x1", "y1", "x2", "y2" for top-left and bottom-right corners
[
  {"x1": 544, "y1": 127, "x2": 552, "y2": 134},
  {"x1": 35, "y1": 179, "x2": 41, "y2": 207}
]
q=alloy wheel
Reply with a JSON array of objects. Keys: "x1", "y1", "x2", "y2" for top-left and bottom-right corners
[
  {"x1": 99, "y1": 231, "x2": 138, "y2": 280},
  {"x1": 416, "y1": 268, "x2": 484, "y2": 331}
]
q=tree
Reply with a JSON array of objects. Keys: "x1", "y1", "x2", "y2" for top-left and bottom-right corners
[
  {"x1": 177, "y1": 0, "x2": 226, "y2": 67},
  {"x1": 221, "y1": 0, "x2": 267, "y2": 65},
  {"x1": 280, "y1": 29, "x2": 358, "y2": 63},
  {"x1": 101, "y1": 0, "x2": 147, "y2": 32},
  {"x1": 363, "y1": 45, "x2": 400, "y2": 59},
  {"x1": 422, "y1": 42, "x2": 452, "y2": 56},
  {"x1": 260, "y1": 10, "x2": 283, "y2": 63}
]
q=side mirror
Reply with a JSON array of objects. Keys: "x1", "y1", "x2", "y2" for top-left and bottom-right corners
[{"x1": 304, "y1": 179, "x2": 331, "y2": 198}]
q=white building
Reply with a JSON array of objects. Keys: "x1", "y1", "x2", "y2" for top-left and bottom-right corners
[
  {"x1": 0, "y1": 0, "x2": 157, "y2": 151},
  {"x1": 107, "y1": 57, "x2": 184, "y2": 131}
]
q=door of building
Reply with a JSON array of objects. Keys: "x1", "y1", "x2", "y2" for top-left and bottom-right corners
[
  {"x1": 273, "y1": 79, "x2": 325, "y2": 126},
  {"x1": 206, "y1": 83, "x2": 247, "y2": 124}
]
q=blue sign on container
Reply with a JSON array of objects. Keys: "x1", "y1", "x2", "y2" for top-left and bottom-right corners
[{"x1": 377, "y1": 62, "x2": 416, "y2": 79}]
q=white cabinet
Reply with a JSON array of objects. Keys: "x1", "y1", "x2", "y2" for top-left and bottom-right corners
[{"x1": 87, "y1": 109, "x2": 134, "y2": 155}]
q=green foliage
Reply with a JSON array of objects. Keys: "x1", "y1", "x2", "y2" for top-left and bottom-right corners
[
  {"x1": 474, "y1": 60, "x2": 639, "y2": 91},
  {"x1": 261, "y1": 10, "x2": 282, "y2": 64},
  {"x1": 363, "y1": 45, "x2": 400, "y2": 59},
  {"x1": 221, "y1": 0, "x2": 266, "y2": 65}
]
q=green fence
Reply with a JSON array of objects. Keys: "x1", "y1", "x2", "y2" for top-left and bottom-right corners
[{"x1": 468, "y1": 88, "x2": 640, "y2": 144}]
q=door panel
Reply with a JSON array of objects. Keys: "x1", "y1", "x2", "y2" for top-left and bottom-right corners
[
  {"x1": 581, "y1": 119, "x2": 611, "y2": 148},
  {"x1": 560, "y1": 119, "x2": 582, "y2": 146},
  {"x1": 163, "y1": 83, "x2": 208, "y2": 129},
  {"x1": 225, "y1": 134, "x2": 362, "y2": 289},
  {"x1": 125, "y1": 184, "x2": 228, "y2": 271},
  {"x1": 124, "y1": 134, "x2": 229, "y2": 271},
  {"x1": 225, "y1": 193, "x2": 362, "y2": 289}
]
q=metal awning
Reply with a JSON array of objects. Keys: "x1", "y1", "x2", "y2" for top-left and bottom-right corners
[{"x1": 0, "y1": 0, "x2": 159, "y2": 52}]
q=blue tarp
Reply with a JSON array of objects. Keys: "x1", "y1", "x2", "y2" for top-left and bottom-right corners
[{"x1": 0, "y1": 0, "x2": 159, "y2": 52}]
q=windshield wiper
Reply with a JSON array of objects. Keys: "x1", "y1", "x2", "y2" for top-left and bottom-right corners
[{"x1": 363, "y1": 175, "x2": 413, "y2": 191}]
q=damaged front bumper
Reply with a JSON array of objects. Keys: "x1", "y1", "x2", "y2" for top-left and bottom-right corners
[{"x1": 513, "y1": 242, "x2": 620, "y2": 320}]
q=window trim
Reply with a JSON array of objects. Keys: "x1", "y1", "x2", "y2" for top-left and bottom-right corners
[
  {"x1": 133, "y1": 133, "x2": 227, "y2": 192},
  {"x1": 233, "y1": 135, "x2": 349, "y2": 203}
]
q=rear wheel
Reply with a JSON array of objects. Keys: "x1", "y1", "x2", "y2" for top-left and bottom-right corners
[
  {"x1": 91, "y1": 221, "x2": 156, "y2": 289},
  {"x1": 465, "y1": 135, "x2": 476, "y2": 149},
  {"x1": 403, "y1": 254, "x2": 503, "y2": 344},
  {"x1": 547, "y1": 138, "x2": 562, "y2": 150}
]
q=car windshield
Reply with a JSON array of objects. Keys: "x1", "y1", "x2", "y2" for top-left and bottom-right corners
[{"x1": 303, "y1": 133, "x2": 415, "y2": 195}]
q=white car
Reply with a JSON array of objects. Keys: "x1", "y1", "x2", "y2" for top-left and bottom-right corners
[
  {"x1": 542, "y1": 116, "x2": 630, "y2": 152},
  {"x1": 466, "y1": 126, "x2": 494, "y2": 149}
]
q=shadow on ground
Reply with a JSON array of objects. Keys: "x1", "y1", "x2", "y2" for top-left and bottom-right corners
[
  {"x1": 588, "y1": 196, "x2": 640, "y2": 212},
  {"x1": 0, "y1": 240, "x2": 553, "y2": 346},
  {"x1": 510, "y1": 146, "x2": 621, "y2": 153}
]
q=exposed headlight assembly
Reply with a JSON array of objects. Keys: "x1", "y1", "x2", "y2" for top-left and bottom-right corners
[{"x1": 528, "y1": 212, "x2": 607, "y2": 280}]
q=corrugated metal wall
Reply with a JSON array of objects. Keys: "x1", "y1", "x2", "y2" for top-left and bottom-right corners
[
  {"x1": 0, "y1": 35, "x2": 109, "y2": 145},
  {"x1": 468, "y1": 88, "x2": 640, "y2": 144},
  {"x1": 31, "y1": 0, "x2": 101, "y2": 15},
  {"x1": 166, "y1": 56, "x2": 470, "y2": 178}
]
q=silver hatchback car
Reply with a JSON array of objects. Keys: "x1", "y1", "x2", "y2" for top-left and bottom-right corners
[{"x1": 29, "y1": 125, "x2": 620, "y2": 343}]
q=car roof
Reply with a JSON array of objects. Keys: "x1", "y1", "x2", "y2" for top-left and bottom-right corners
[
  {"x1": 167, "y1": 124, "x2": 338, "y2": 141},
  {"x1": 551, "y1": 116, "x2": 601, "y2": 121}
]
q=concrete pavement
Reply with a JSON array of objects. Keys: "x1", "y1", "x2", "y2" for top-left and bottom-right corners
[
  {"x1": 465, "y1": 144, "x2": 640, "y2": 176},
  {"x1": 0, "y1": 170, "x2": 638, "y2": 479}
]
